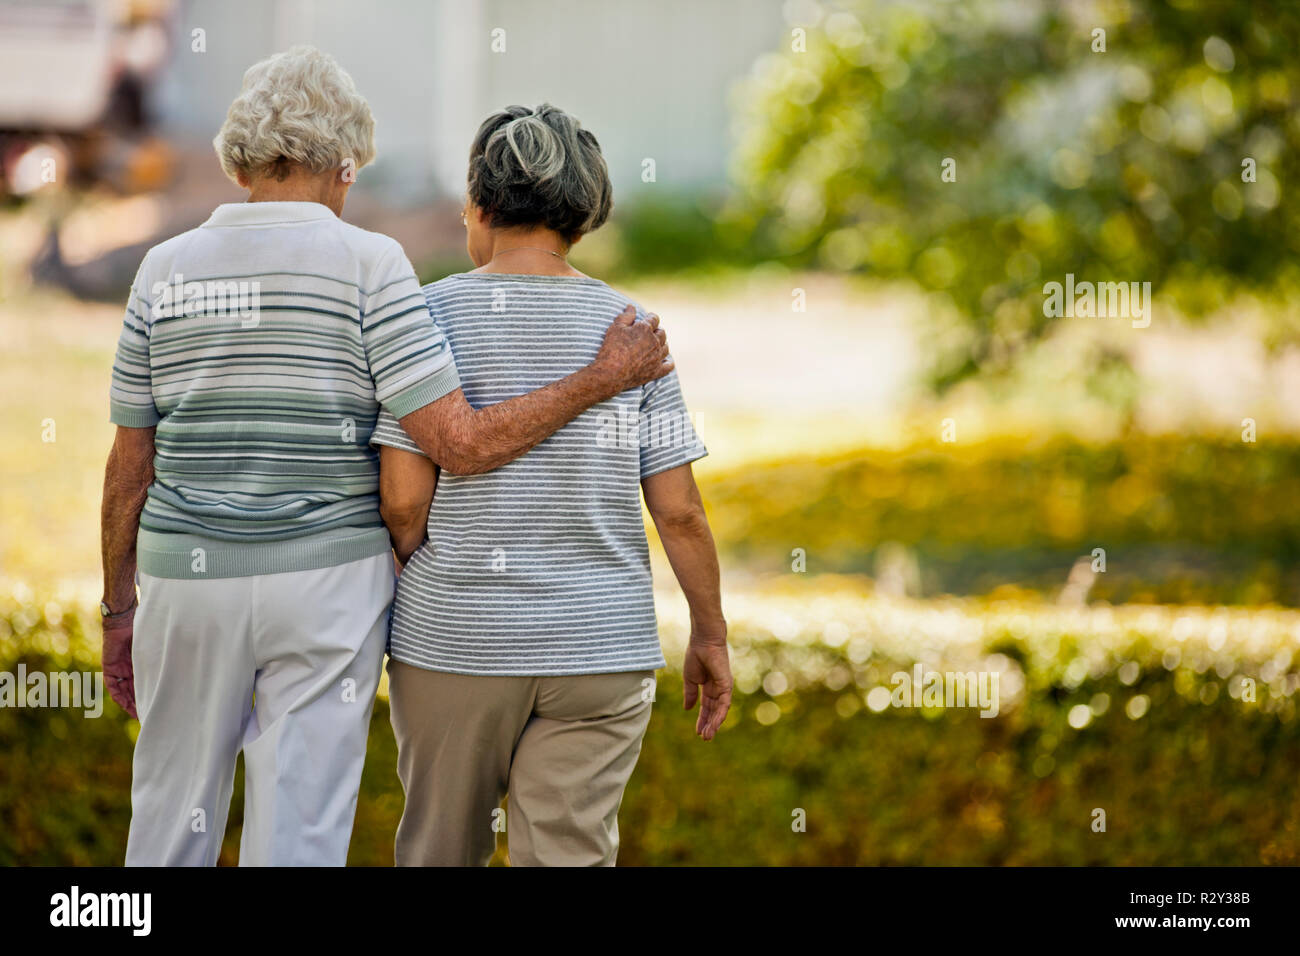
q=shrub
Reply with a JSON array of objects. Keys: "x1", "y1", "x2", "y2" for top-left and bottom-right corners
[
  {"x1": 699, "y1": 435, "x2": 1300, "y2": 605},
  {"x1": 3, "y1": 584, "x2": 1296, "y2": 865}
]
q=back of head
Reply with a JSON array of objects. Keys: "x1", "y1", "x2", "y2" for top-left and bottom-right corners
[
  {"x1": 213, "y1": 45, "x2": 376, "y2": 184},
  {"x1": 467, "y1": 104, "x2": 612, "y2": 243}
]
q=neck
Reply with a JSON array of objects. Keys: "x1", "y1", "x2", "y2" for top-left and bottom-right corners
[
  {"x1": 246, "y1": 174, "x2": 344, "y2": 216},
  {"x1": 477, "y1": 230, "x2": 581, "y2": 276}
]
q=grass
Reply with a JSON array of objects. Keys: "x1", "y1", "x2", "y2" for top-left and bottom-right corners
[{"x1": 0, "y1": 292, "x2": 117, "y2": 592}]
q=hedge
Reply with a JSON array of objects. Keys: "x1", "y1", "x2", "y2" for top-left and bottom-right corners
[
  {"x1": 699, "y1": 436, "x2": 1300, "y2": 606},
  {"x1": 3, "y1": 582, "x2": 1297, "y2": 865}
]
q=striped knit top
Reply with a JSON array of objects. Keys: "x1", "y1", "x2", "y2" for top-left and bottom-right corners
[
  {"x1": 371, "y1": 272, "x2": 707, "y2": 676},
  {"x1": 108, "y1": 201, "x2": 461, "y2": 579}
]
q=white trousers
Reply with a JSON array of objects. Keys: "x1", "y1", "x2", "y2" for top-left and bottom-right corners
[{"x1": 125, "y1": 553, "x2": 393, "y2": 866}]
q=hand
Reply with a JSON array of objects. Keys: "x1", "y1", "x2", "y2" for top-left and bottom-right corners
[
  {"x1": 683, "y1": 629, "x2": 732, "y2": 741},
  {"x1": 102, "y1": 611, "x2": 138, "y2": 719},
  {"x1": 592, "y1": 305, "x2": 673, "y2": 393}
]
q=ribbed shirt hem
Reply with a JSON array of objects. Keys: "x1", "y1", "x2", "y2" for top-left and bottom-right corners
[
  {"x1": 385, "y1": 649, "x2": 668, "y2": 678},
  {"x1": 109, "y1": 399, "x2": 161, "y2": 428},
  {"x1": 136, "y1": 526, "x2": 392, "y2": 579},
  {"x1": 384, "y1": 363, "x2": 462, "y2": 419}
]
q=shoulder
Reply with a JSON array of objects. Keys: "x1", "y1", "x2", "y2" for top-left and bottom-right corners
[
  {"x1": 560, "y1": 276, "x2": 643, "y2": 316},
  {"x1": 415, "y1": 274, "x2": 479, "y2": 327},
  {"x1": 418, "y1": 273, "x2": 639, "y2": 321},
  {"x1": 133, "y1": 226, "x2": 204, "y2": 284},
  {"x1": 331, "y1": 221, "x2": 410, "y2": 272},
  {"x1": 143, "y1": 228, "x2": 198, "y2": 260},
  {"x1": 594, "y1": 280, "x2": 643, "y2": 315},
  {"x1": 421, "y1": 273, "x2": 469, "y2": 296},
  {"x1": 322, "y1": 223, "x2": 420, "y2": 302}
]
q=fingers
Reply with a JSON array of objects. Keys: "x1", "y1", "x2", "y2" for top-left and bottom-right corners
[
  {"x1": 698, "y1": 696, "x2": 714, "y2": 738},
  {"x1": 643, "y1": 312, "x2": 660, "y2": 330},
  {"x1": 654, "y1": 329, "x2": 667, "y2": 347},
  {"x1": 613, "y1": 304, "x2": 636, "y2": 326},
  {"x1": 650, "y1": 356, "x2": 676, "y2": 380},
  {"x1": 108, "y1": 679, "x2": 137, "y2": 719},
  {"x1": 683, "y1": 678, "x2": 699, "y2": 711},
  {"x1": 697, "y1": 689, "x2": 731, "y2": 740},
  {"x1": 709, "y1": 692, "x2": 732, "y2": 738}
]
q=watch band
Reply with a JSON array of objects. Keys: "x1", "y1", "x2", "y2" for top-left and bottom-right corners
[{"x1": 100, "y1": 597, "x2": 138, "y2": 619}]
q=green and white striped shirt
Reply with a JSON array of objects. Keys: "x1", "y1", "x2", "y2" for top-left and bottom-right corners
[{"x1": 109, "y1": 201, "x2": 460, "y2": 578}]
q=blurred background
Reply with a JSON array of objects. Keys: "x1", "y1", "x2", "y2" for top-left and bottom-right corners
[{"x1": 2, "y1": 0, "x2": 1299, "y2": 865}]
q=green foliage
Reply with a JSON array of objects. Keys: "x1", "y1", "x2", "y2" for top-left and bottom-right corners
[
  {"x1": 3, "y1": 591, "x2": 1298, "y2": 865},
  {"x1": 625, "y1": 669, "x2": 1298, "y2": 866},
  {"x1": 700, "y1": 434, "x2": 1300, "y2": 605},
  {"x1": 416, "y1": 193, "x2": 738, "y2": 285},
  {"x1": 728, "y1": 0, "x2": 1300, "y2": 387},
  {"x1": 600, "y1": 194, "x2": 734, "y2": 279}
]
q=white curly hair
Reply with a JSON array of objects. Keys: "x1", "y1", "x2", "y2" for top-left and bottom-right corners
[{"x1": 213, "y1": 46, "x2": 376, "y2": 183}]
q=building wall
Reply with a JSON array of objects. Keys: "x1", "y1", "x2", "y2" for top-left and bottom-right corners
[{"x1": 156, "y1": 0, "x2": 785, "y2": 202}]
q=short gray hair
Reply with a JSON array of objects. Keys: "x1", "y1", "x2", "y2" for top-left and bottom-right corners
[
  {"x1": 213, "y1": 46, "x2": 376, "y2": 183},
  {"x1": 467, "y1": 104, "x2": 612, "y2": 243}
]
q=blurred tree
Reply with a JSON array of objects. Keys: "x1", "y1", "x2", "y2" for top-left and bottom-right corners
[{"x1": 727, "y1": 0, "x2": 1300, "y2": 389}]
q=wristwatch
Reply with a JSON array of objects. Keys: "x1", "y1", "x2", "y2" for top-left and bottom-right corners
[{"x1": 100, "y1": 598, "x2": 138, "y2": 619}]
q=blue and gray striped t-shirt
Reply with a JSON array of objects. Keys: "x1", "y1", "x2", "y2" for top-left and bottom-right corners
[{"x1": 371, "y1": 272, "x2": 707, "y2": 676}]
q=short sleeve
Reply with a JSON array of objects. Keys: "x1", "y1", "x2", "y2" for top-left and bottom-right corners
[
  {"x1": 109, "y1": 262, "x2": 160, "y2": 427},
  {"x1": 362, "y1": 243, "x2": 460, "y2": 418},
  {"x1": 638, "y1": 367, "x2": 707, "y2": 479},
  {"x1": 370, "y1": 407, "x2": 426, "y2": 457}
]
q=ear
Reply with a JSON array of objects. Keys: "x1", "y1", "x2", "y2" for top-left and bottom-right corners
[{"x1": 235, "y1": 169, "x2": 251, "y2": 189}]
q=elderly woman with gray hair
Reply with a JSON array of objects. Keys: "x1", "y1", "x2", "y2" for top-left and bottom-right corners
[
  {"x1": 99, "y1": 49, "x2": 671, "y2": 866},
  {"x1": 375, "y1": 103, "x2": 732, "y2": 866}
]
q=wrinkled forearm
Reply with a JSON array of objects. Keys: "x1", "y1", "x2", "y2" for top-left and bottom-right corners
[
  {"x1": 651, "y1": 508, "x2": 726, "y2": 640},
  {"x1": 400, "y1": 364, "x2": 620, "y2": 475},
  {"x1": 381, "y1": 504, "x2": 429, "y2": 565},
  {"x1": 100, "y1": 442, "x2": 154, "y2": 611}
]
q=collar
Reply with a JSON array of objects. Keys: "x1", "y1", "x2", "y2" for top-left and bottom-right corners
[{"x1": 202, "y1": 201, "x2": 338, "y2": 227}]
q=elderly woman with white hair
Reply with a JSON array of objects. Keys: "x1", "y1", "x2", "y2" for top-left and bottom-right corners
[{"x1": 99, "y1": 48, "x2": 671, "y2": 866}]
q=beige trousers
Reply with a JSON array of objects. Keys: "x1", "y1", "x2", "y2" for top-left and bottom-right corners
[{"x1": 387, "y1": 660, "x2": 655, "y2": 866}]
